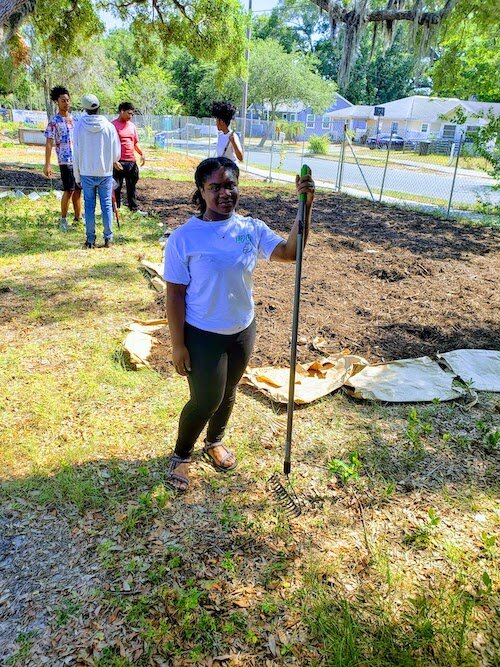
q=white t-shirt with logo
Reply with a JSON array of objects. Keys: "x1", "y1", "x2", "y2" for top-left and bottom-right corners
[
  {"x1": 164, "y1": 213, "x2": 284, "y2": 334},
  {"x1": 216, "y1": 131, "x2": 242, "y2": 164}
]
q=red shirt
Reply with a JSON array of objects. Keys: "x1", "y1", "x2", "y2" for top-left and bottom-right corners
[{"x1": 112, "y1": 119, "x2": 139, "y2": 161}]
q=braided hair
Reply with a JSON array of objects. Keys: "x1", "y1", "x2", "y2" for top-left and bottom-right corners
[{"x1": 192, "y1": 157, "x2": 239, "y2": 215}]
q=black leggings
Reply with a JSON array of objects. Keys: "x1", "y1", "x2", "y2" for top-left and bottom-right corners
[{"x1": 174, "y1": 320, "x2": 256, "y2": 459}]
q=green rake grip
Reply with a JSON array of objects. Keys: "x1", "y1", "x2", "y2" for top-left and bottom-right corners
[{"x1": 299, "y1": 164, "x2": 311, "y2": 202}]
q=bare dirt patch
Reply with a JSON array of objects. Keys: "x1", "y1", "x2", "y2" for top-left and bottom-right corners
[{"x1": 132, "y1": 178, "x2": 500, "y2": 373}]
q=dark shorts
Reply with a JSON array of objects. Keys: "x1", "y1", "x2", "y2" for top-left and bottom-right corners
[{"x1": 59, "y1": 164, "x2": 80, "y2": 192}]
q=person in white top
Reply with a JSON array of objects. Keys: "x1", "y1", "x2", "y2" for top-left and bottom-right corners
[
  {"x1": 212, "y1": 100, "x2": 244, "y2": 164},
  {"x1": 73, "y1": 94, "x2": 121, "y2": 248},
  {"x1": 163, "y1": 156, "x2": 315, "y2": 492}
]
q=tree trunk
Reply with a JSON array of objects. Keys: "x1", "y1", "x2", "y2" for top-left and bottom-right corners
[
  {"x1": 309, "y1": 0, "x2": 459, "y2": 84},
  {"x1": 258, "y1": 107, "x2": 276, "y2": 148},
  {"x1": 0, "y1": 0, "x2": 36, "y2": 42}
]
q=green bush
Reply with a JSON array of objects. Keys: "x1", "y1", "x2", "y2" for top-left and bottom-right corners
[
  {"x1": 461, "y1": 142, "x2": 480, "y2": 158},
  {"x1": 308, "y1": 134, "x2": 329, "y2": 154}
]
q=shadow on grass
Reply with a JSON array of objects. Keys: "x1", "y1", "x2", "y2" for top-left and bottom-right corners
[
  {"x1": 316, "y1": 393, "x2": 500, "y2": 496},
  {"x1": 0, "y1": 260, "x2": 151, "y2": 325},
  {"x1": 0, "y1": 204, "x2": 160, "y2": 261},
  {"x1": 0, "y1": 451, "x2": 494, "y2": 666}
]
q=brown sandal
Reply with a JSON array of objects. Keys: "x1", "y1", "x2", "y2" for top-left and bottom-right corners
[
  {"x1": 165, "y1": 454, "x2": 191, "y2": 492},
  {"x1": 202, "y1": 440, "x2": 238, "y2": 472}
]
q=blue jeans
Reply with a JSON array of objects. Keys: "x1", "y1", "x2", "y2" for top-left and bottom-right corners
[{"x1": 80, "y1": 175, "x2": 113, "y2": 243}]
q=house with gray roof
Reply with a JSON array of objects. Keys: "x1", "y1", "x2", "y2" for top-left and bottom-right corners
[
  {"x1": 326, "y1": 95, "x2": 500, "y2": 143},
  {"x1": 249, "y1": 93, "x2": 353, "y2": 140}
]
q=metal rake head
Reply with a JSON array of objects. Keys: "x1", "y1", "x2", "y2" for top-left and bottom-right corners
[{"x1": 268, "y1": 473, "x2": 302, "y2": 518}]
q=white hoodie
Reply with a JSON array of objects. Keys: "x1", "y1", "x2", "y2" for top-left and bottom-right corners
[{"x1": 73, "y1": 113, "x2": 121, "y2": 182}]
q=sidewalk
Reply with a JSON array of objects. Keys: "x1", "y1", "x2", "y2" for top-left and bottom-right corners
[
  {"x1": 310, "y1": 148, "x2": 494, "y2": 181},
  {"x1": 242, "y1": 164, "x2": 492, "y2": 222}
]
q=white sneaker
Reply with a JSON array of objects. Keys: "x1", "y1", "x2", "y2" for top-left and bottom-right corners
[
  {"x1": 134, "y1": 209, "x2": 148, "y2": 216},
  {"x1": 59, "y1": 217, "x2": 69, "y2": 232}
]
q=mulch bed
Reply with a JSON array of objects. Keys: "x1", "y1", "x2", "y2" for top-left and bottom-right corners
[
  {"x1": 0, "y1": 164, "x2": 63, "y2": 189},
  {"x1": 135, "y1": 178, "x2": 500, "y2": 374},
  {"x1": 2, "y1": 165, "x2": 498, "y2": 369}
]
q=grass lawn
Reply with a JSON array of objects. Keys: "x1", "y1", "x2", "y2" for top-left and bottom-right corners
[{"x1": 0, "y1": 191, "x2": 498, "y2": 666}]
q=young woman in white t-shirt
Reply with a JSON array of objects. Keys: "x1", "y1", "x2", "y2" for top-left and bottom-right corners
[
  {"x1": 163, "y1": 157, "x2": 315, "y2": 492},
  {"x1": 212, "y1": 100, "x2": 243, "y2": 163}
]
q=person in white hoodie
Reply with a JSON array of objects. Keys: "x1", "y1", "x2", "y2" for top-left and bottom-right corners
[{"x1": 73, "y1": 94, "x2": 121, "y2": 248}]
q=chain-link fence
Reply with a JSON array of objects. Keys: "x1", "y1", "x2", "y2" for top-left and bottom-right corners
[
  {"x1": 4, "y1": 111, "x2": 499, "y2": 217},
  {"x1": 135, "y1": 114, "x2": 498, "y2": 217}
]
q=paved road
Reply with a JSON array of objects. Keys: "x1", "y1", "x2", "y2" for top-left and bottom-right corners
[
  {"x1": 243, "y1": 147, "x2": 498, "y2": 206},
  {"x1": 176, "y1": 140, "x2": 498, "y2": 206}
]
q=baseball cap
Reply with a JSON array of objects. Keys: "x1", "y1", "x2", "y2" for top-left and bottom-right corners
[{"x1": 81, "y1": 94, "x2": 100, "y2": 111}]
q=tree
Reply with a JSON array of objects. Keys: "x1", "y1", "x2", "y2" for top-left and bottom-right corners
[
  {"x1": 276, "y1": 0, "x2": 330, "y2": 52},
  {"x1": 102, "y1": 29, "x2": 143, "y2": 81},
  {"x1": 254, "y1": 1, "x2": 423, "y2": 104},
  {"x1": 168, "y1": 49, "x2": 219, "y2": 117},
  {"x1": 2, "y1": 0, "x2": 471, "y2": 88},
  {"x1": 309, "y1": 0, "x2": 460, "y2": 85},
  {"x1": 2, "y1": 0, "x2": 247, "y2": 84},
  {"x1": 0, "y1": 0, "x2": 35, "y2": 42},
  {"x1": 114, "y1": 64, "x2": 179, "y2": 125},
  {"x1": 315, "y1": 25, "x2": 418, "y2": 103},
  {"x1": 430, "y1": 0, "x2": 500, "y2": 102},
  {"x1": 0, "y1": 32, "x2": 30, "y2": 97},
  {"x1": 248, "y1": 39, "x2": 335, "y2": 117},
  {"x1": 448, "y1": 108, "x2": 499, "y2": 183},
  {"x1": 253, "y1": 0, "x2": 327, "y2": 53}
]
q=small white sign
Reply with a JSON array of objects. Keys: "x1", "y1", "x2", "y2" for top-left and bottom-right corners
[{"x1": 12, "y1": 109, "x2": 47, "y2": 126}]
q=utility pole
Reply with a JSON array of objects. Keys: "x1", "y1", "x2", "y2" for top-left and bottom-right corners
[{"x1": 240, "y1": 0, "x2": 252, "y2": 150}]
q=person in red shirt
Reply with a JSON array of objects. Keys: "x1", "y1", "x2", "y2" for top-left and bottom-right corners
[{"x1": 111, "y1": 102, "x2": 146, "y2": 213}]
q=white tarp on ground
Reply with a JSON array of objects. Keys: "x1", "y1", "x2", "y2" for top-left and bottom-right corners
[
  {"x1": 140, "y1": 260, "x2": 166, "y2": 292},
  {"x1": 438, "y1": 349, "x2": 500, "y2": 392},
  {"x1": 125, "y1": 319, "x2": 168, "y2": 334},
  {"x1": 122, "y1": 331, "x2": 159, "y2": 369},
  {"x1": 242, "y1": 353, "x2": 368, "y2": 404},
  {"x1": 345, "y1": 356, "x2": 464, "y2": 402},
  {"x1": 140, "y1": 260, "x2": 164, "y2": 280}
]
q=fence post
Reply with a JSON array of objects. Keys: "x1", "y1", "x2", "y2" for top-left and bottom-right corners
[
  {"x1": 346, "y1": 134, "x2": 375, "y2": 202},
  {"x1": 447, "y1": 133, "x2": 463, "y2": 218},
  {"x1": 448, "y1": 141, "x2": 455, "y2": 166},
  {"x1": 336, "y1": 122, "x2": 347, "y2": 191},
  {"x1": 185, "y1": 117, "x2": 189, "y2": 156},
  {"x1": 379, "y1": 134, "x2": 393, "y2": 202},
  {"x1": 268, "y1": 121, "x2": 276, "y2": 182},
  {"x1": 245, "y1": 117, "x2": 253, "y2": 171}
]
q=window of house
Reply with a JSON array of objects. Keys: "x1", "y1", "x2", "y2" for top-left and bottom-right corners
[
  {"x1": 465, "y1": 125, "x2": 479, "y2": 142},
  {"x1": 421, "y1": 123, "x2": 429, "y2": 133},
  {"x1": 306, "y1": 114, "x2": 315, "y2": 129},
  {"x1": 322, "y1": 115, "x2": 330, "y2": 129},
  {"x1": 442, "y1": 124, "x2": 456, "y2": 139},
  {"x1": 289, "y1": 113, "x2": 297, "y2": 122}
]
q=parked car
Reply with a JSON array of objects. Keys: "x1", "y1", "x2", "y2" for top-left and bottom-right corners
[{"x1": 367, "y1": 133, "x2": 413, "y2": 149}]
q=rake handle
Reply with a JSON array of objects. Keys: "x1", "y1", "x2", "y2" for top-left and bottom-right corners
[{"x1": 284, "y1": 164, "x2": 310, "y2": 475}]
